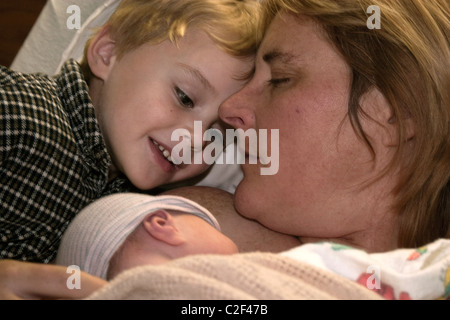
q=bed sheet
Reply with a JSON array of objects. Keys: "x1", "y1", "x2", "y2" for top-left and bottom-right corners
[{"x1": 281, "y1": 239, "x2": 450, "y2": 300}]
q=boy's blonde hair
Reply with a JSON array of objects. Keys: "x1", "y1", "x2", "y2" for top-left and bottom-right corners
[
  {"x1": 81, "y1": 0, "x2": 262, "y2": 80},
  {"x1": 261, "y1": 0, "x2": 450, "y2": 248}
]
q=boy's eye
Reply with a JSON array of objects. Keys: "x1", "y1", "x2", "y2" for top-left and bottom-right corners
[{"x1": 175, "y1": 87, "x2": 194, "y2": 108}]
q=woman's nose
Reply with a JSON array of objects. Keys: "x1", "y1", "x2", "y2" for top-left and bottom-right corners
[{"x1": 219, "y1": 85, "x2": 256, "y2": 131}]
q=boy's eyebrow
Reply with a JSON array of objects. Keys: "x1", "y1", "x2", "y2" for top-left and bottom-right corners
[{"x1": 177, "y1": 63, "x2": 215, "y2": 93}]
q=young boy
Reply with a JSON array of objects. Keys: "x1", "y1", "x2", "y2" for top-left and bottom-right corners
[
  {"x1": 0, "y1": 0, "x2": 260, "y2": 263},
  {"x1": 55, "y1": 193, "x2": 238, "y2": 280}
]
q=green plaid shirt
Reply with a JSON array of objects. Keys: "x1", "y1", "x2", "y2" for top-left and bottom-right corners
[{"x1": 0, "y1": 60, "x2": 134, "y2": 262}]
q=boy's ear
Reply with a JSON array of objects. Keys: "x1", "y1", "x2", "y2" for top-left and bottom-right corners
[
  {"x1": 86, "y1": 26, "x2": 116, "y2": 81},
  {"x1": 142, "y1": 210, "x2": 185, "y2": 246}
]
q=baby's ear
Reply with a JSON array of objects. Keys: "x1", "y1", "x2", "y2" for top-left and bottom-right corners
[
  {"x1": 142, "y1": 210, "x2": 185, "y2": 246},
  {"x1": 86, "y1": 26, "x2": 116, "y2": 81}
]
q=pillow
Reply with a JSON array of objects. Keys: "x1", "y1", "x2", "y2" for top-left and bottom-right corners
[
  {"x1": 11, "y1": 0, "x2": 120, "y2": 75},
  {"x1": 56, "y1": 0, "x2": 121, "y2": 73}
]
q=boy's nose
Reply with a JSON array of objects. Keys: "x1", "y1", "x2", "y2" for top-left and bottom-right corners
[{"x1": 219, "y1": 86, "x2": 256, "y2": 131}]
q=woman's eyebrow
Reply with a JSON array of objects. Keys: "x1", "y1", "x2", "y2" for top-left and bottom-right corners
[
  {"x1": 177, "y1": 63, "x2": 216, "y2": 93},
  {"x1": 262, "y1": 50, "x2": 298, "y2": 66}
]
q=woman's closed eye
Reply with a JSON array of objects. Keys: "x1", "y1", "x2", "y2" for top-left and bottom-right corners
[
  {"x1": 175, "y1": 87, "x2": 194, "y2": 108},
  {"x1": 267, "y1": 78, "x2": 290, "y2": 88}
]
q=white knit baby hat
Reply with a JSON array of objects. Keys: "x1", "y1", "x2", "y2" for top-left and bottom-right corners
[{"x1": 55, "y1": 193, "x2": 220, "y2": 279}]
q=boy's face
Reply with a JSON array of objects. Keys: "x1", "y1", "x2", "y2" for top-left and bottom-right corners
[{"x1": 91, "y1": 29, "x2": 253, "y2": 190}]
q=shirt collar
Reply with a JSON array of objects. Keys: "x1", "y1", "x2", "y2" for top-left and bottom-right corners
[{"x1": 54, "y1": 59, "x2": 111, "y2": 174}]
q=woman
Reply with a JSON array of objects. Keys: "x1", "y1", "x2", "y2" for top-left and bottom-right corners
[{"x1": 219, "y1": 0, "x2": 450, "y2": 252}]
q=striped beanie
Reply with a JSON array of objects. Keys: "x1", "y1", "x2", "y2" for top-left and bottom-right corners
[{"x1": 55, "y1": 193, "x2": 220, "y2": 279}]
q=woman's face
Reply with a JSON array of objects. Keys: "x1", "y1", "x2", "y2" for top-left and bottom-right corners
[{"x1": 220, "y1": 13, "x2": 399, "y2": 251}]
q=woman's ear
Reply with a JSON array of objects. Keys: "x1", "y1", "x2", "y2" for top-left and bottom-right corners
[
  {"x1": 86, "y1": 26, "x2": 116, "y2": 81},
  {"x1": 142, "y1": 210, "x2": 185, "y2": 246},
  {"x1": 361, "y1": 88, "x2": 415, "y2": 147},
  {"x1": 385, "y1": 115, "x2": 415, "y2": 147}
]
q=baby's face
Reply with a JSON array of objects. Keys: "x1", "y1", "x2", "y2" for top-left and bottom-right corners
[
  {"x1": 95, "y1": 28, "x2": 253, "y2": 190},
  {"x1": 178, "y1": 213, "x2": 239, "y2": 255}
]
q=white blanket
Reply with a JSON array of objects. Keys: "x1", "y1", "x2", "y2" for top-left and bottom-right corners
[
  {"x1": 86, "y1": 252, "x2": 383, "y2": 300},
  {"x1": 86, "y1": 240, "x2": 450, "y2": 300}
]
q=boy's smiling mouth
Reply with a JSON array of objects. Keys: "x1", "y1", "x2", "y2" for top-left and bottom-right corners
[
  {"x1": 151, "y1": 139, "x2": 175, "y2": 164},
  {"x1": 149, "y1": 138, "x2": 179, "y2": 172}
]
